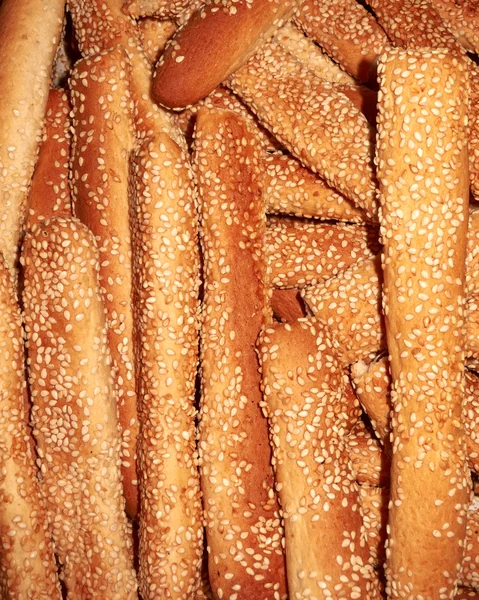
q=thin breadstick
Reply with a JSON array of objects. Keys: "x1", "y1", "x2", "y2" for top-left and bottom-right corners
[
  {"x1": 270, "y1": 288, "x2": 307, "y2": 322},
  {"x1": 0, "y1": 0, "x2": 66, "y2": 269},
  {"x1": 21, "y1": 217, "x2": 137, "y2": 599},
  {"x1": 25, "y1": 88, "x2": 72, "y2": 230},
  {"x1": 258, "y1": 319, "x2": 380, "y2": 599},
  {"x1": 194, "y1": 107, "x2": 287, "y2": 599},
  {"x1": 139, "y1": 17, "x2": 177, "y2": 64},
  {"x1": 131, "y1": 132, "x2": 204, "y2": 600},
  {"x1": 377, "y1": 48, "x2": 470, "y2": 599},
  {"x1": 346, "y1": 420, "x2": 391, "y2": 488},
  {"x1": 0, "y1": 252, "x2": 62, "y2": 600},
  {"x1": 266, "y1": 217, "x2": 379, "y2": 288},
  {"x1": 228, "y1": 41, "x2": 378, "y2": 220},
  {"x1": 429, "y1": 0, "x2": 479, "y2": 53}
]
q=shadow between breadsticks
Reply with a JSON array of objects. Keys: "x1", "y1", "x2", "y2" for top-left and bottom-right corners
[{"x1": 194, "y1": 107, "x2": 287, "y2": 599}]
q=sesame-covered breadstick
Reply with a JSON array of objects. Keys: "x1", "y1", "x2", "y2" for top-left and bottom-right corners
[
  {"x1": 123, "y1": 0, "x2": 192, "y2": 19},
  {"x1": 377, "y1": 48, "x2": 470, "y2": 599},
  {"x1": 22, "y1": 217, "x2": 137, "y2": 600},
  {"x1": 138, "y1": 17, "x2": 177, "y2": 64},
  {"x1": 429, "y1": 0, "x2": 479, "y2": 53},
  {"x1": 194, "y1": 107, "x2": 287, "y2": 600},
  {"x1": 346, "y1": 420, "x2": 391, "y2": 488},
  {"x1": 258, "y1": 319, "x2": 380, "y2": 598},
  {"x1": 131, "y1": 132, "x2": 204, "y2": 600},
  {"x1": 0, "y1": 252, "x2": 62, "y2": 600}
]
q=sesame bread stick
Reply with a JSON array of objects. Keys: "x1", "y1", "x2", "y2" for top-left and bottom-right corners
[
  {"x1": 0, "y1": 0, "x2": 66, "y2": 269},
  {"x1": 463, "y1": 504, "x2": 479, "y2": 590},
  {"x1": 123, "y1": 0, "x2": 192, "y2": 19},
  {"x1": 131, "y1": 132, "x2": 203, "y2": 600},
  {"x1": 194, "y1": 107, "x2": 287, "y2": 599},
  {"x1": 429, "y1": 0, "x2": 479, "y2": 53},
  {"x1": 377, "y1": 48, "x2": 470, "y2": 599},
  {"x1": 25, "y1": 88, "x2": 72, "y2": 231},
  {"x1": 266, "y1": 217, "x2": 379, "y2": 289},
  {"x1": 359, "y1": 484, "x2": 389, "y2": 567},
  {"x1": 346, "y1": 420, "x2": 391, "y2": 488},
  {"x1": 228, "y1": 41, "x2": 379, "y2": 220},
  {"x1": 0, "y1": 252, "x2": 62, "y2": 600},
  {"x1": 294, "y1": 0, "x2": 388, "y2": 84},
  {"x1": 258, "y1": 318, "x2": 381, "y2": 599},
  {"x1": 152, "y1": 0, "x2": 299, "y2": 109},
  {"x1": 139, "y1": 17, "x2": 177, "y2": 64},
  {"x1": 21, "y1": 217, "x2": 137, "y2": 599},
  {"x1": 263, "y1": 153, "x2": 368, "y2": 222},
  {"x1": 270, "y1": 288, "x2": 307, "y2": 322}
]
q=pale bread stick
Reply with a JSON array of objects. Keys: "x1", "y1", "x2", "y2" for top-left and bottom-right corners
[
  {"x1": 139, "y1": 17, "x2": 177, "y2": 64},
  {"x1": 258, "y1": 318, "x2": 380, "y2": 599},
  {"x1": 266, "y1": 217, "x2": 379, "y2": 288},
  {"x1": 25, "y1": 88, "x2": 72, "y2": 230},
  {"x1": 21, "y1": 217, "x2": 137, "y2": 599},
  {"x1": 131, "y1": 132, "x2": 203, "y2": 600},
  {"x1": 0, "y1": 0, "x2": 66, "y2": 269},
  {"x1": 152, "y1": 0, "x2": 299, "y2": 109},
  {"x1": 270, "y1": 288, "x2": 307, "y2": 322},
  {"x1": 377, "y1": 48, "x2": 470, "y2": 599},
  {"x1": 263, "y1": 152, "x2": 368, "y2": 222},
  {"x1": 346, "y1": 420, "x2": 391, "y2": 488},
  {"x1": 228, "y1": 41, "x2": 378, "y2": 220},
  {"x1": 294, "y1": 0, "x2": 388, "y2": 84},
  {"x1": 429, "y1": 0, "x2": 479, "y2": 53},
  {"x1": 0, "y1": 252, "x2": 62, "y2": 600},
  {"x1": 194, "y1": 107, "x2": 287, "y2": 599}
]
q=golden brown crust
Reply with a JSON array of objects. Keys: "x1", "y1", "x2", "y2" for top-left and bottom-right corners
[
  {"x1": 377, "y1": 48, "x2": 470, "y2": 599},
  {"x1": 21, "y1": 217, "x2": 137, "y2": 599},
  {"x1": 0, "y1": 253, "x2": 62, "y2": 600},
  {"x1": 228, "y1": 41, "x2": 378, "y2": 220},
  {"x1": 430, "y1": 0, "x2": 479, "y2": 53},
  {"x1": 123, "y1": 0, "x2": 192, "y2": 18},
  {"x1": 258, "y1": 319, "x2": 380, "y2": 598},
  {"x1": 131, "y1": 132, "x2": 204, "y2": 600},
  {"x1": 194, "y1": 107, "x2": 287, "y2": 599},
  {"x1": 152, "y1": 0, "x2": 298, "y2": 109},
  {"x1": 346, "y1": 420, "x2": 391, "y2": 488},
  {"x1": 138, "y1": 17, "x2": 177, "y2": 64},
  {"x1": 359, "y1": 484, "x2": 389, "y2": 567},
  {"x1": 0, "y1": 0, "x2": 66, "y2": 269},
  {"x1": 270, "y1": 288, "x2": 306, "y2": 322}
]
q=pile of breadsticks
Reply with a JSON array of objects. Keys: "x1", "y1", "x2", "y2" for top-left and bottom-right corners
[{"x1": 2, "y1": 0, "x2": 479, "y2": 598}]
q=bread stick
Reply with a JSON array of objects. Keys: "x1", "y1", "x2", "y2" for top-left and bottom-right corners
[
  {"x1": 131, "y1": 132, "x2": 203, "y2": 600},
  {"x1": 0, "y1": 0, "x2": 66, "y2": 269},
  {"x1": 377, "y1": 48, "x2": 470, "y2": 599},
  {"x1": 0, "y1": 252, "x2": 62, "y2": 600},
  {"x1": 123, "y1": 0, "x2": 192, "y2": 19},
  {"x1": 22, "y1": 217, "x2": 137, "y2": 599},
  {"x1": 346, "y1": 420, "x2": 391, "y2": 488},
  {"x1": 429, "y1": 0, "x2": 479, "y2": 53},
  {"x1": 258, "y1": 319, "x2": 380, "y2": 598},
  {"x1": 457, "y1": 589, "x2": 479, "y2": 600},
  {"x1": 139, "y1": 17, "x2": 177, "y2": 64},
  {"x1": 270, "y1": 288, "x2": 307, "y2": 322},
  {"x1": 194, "y1": 107, "x2": 287, "y2": 599},
  {"x1": 228, "y1": 41, "x2": 378, "y2": 220}
]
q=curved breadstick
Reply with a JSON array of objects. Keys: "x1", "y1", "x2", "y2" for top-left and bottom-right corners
[
  {"x1": 228, "y1": 41, "x2": 378, "y2": 220},
  {"x1": 139, "y1": 17, "x2": 177, "y2": 64},
  {"x1": 429, "y1": 0, "x2": 479, "y2": 53},
  {"x1": 152, "y1": 0, "x2": 299, "y2": 109},
  {"x1": 270, "y1": 288, "x2": 306, "y2": 322},
  {"x1": 194, "y1": 107, "x2": 287, "y2": 599},
  {"x1": 346, "y1": 420, "x2": 391, "y2": 488},
  {"x1": 267, "y1": 217, "x2": 379, "y2": 288},
  {"x1": 70, "y1": 46, "x2": 139, "y2": 518},
  {"x1": 294, "y1": 0, "x2": 388, "y2": 84},
  {"x1": 25, "y1": 88, "x2": 72, "y2": 230},
  {"x1": 0, "y1": 252, "x2": 62, "y2": 600},
  {"x1": 0, "y1": 0, "x2": 66, "y2": 268},
  {"x1": 377, "y1": 48, "x2": 470, "y2": 599},
  {"x1": 258, "y1": 319, "x2": 380, "y2": 598},
  {"x1": 21, "y1": 217, "x2": 137, "y2": 599},
  {"x1": 131, "y1": 132, "x2": 204, "y2": 599}
]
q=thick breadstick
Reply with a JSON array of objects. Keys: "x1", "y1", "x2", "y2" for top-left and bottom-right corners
[
  {"x1": 152, "y1": 0, "x2": 299, "y2": 109},
  {"x1": 295, "y1": 0, "x2": 388, "y2": 84},
  {"x1": 0, "y1": 0, "x2": 66, "y2": 268},
  {"x1": 228, "y1": 41, "x2": 378, "y2": 220},
  {"x1": 0, "y1": 253, "x2": 62, "y2": 600},
  {"x1": 267, "y1": 217, "x2": 379, "y2": 288},
  {"x1": 21, "y1": 217, "x2": 137, "y2": 599},
  {"x1": 25, "y1": 88, "x2": 72, "y2": 230},
  {"x1": 131, "y1": 132, "x2": 204, "y2": 599},
  {"x1": 377, "y1": 48, "x2": 470, "y2": 599},
  {"x1": 258, "y1": 319, "x2": 380, "y2": 599},
  {"x1": 194, "y1": 107, "x2": 287, "y2": 599}
]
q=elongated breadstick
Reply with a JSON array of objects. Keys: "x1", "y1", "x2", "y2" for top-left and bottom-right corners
[
  {"x1": 139, "y1": 17, "x2": 177, "y2": 64},
  {"x1": 25, "y1": 88, "x2": 72, "y2": 230},
  {"x1": 263, "y1": 153, "x2": 368, "y2": 222},
  {"x1": 0, "y1": 252, "x2": 62, "y2": 600},
  {"x1": 267, "y1": 217, "x2": 379, "y2": 288},
  {"x1": 429, "y1": 0, "x2": 479, "y2": 53},
  {"x1": 377, "y1": 48, "x2": 470, "y2": 599},
  {"x1": 258, "y1": 319, "x2": 380, "y2": 599},
  {"x1": 346, "y1": 420, "x2": 391, "y2": 488},
  {"x1": 270, "y1": 288, "x2": 307, "y2": 322},
  {"x1": 0, "y1": 0, "x2": 66, "y2": 269},
  {"x1": 70, "y1": 47, "x2": 139, "y2": 518},
  {"x1": 21, "y1": 217, "x2": 137, "y2": 599},
  {"x1": 194, "y1": 107, "x2": 287, "y2": 599},
  {"x1": 131, "y1": 132, "x2": 204, "y2": 599},
  {"x1": 228, "y1": 41, "x2": 378, "y2": 220},
  {"x1": 152, "y1": 0, "x2": 299, "y2": 109},
  {"x1": 294, "y1": 0, "x2": 388, "y2": 84}
]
